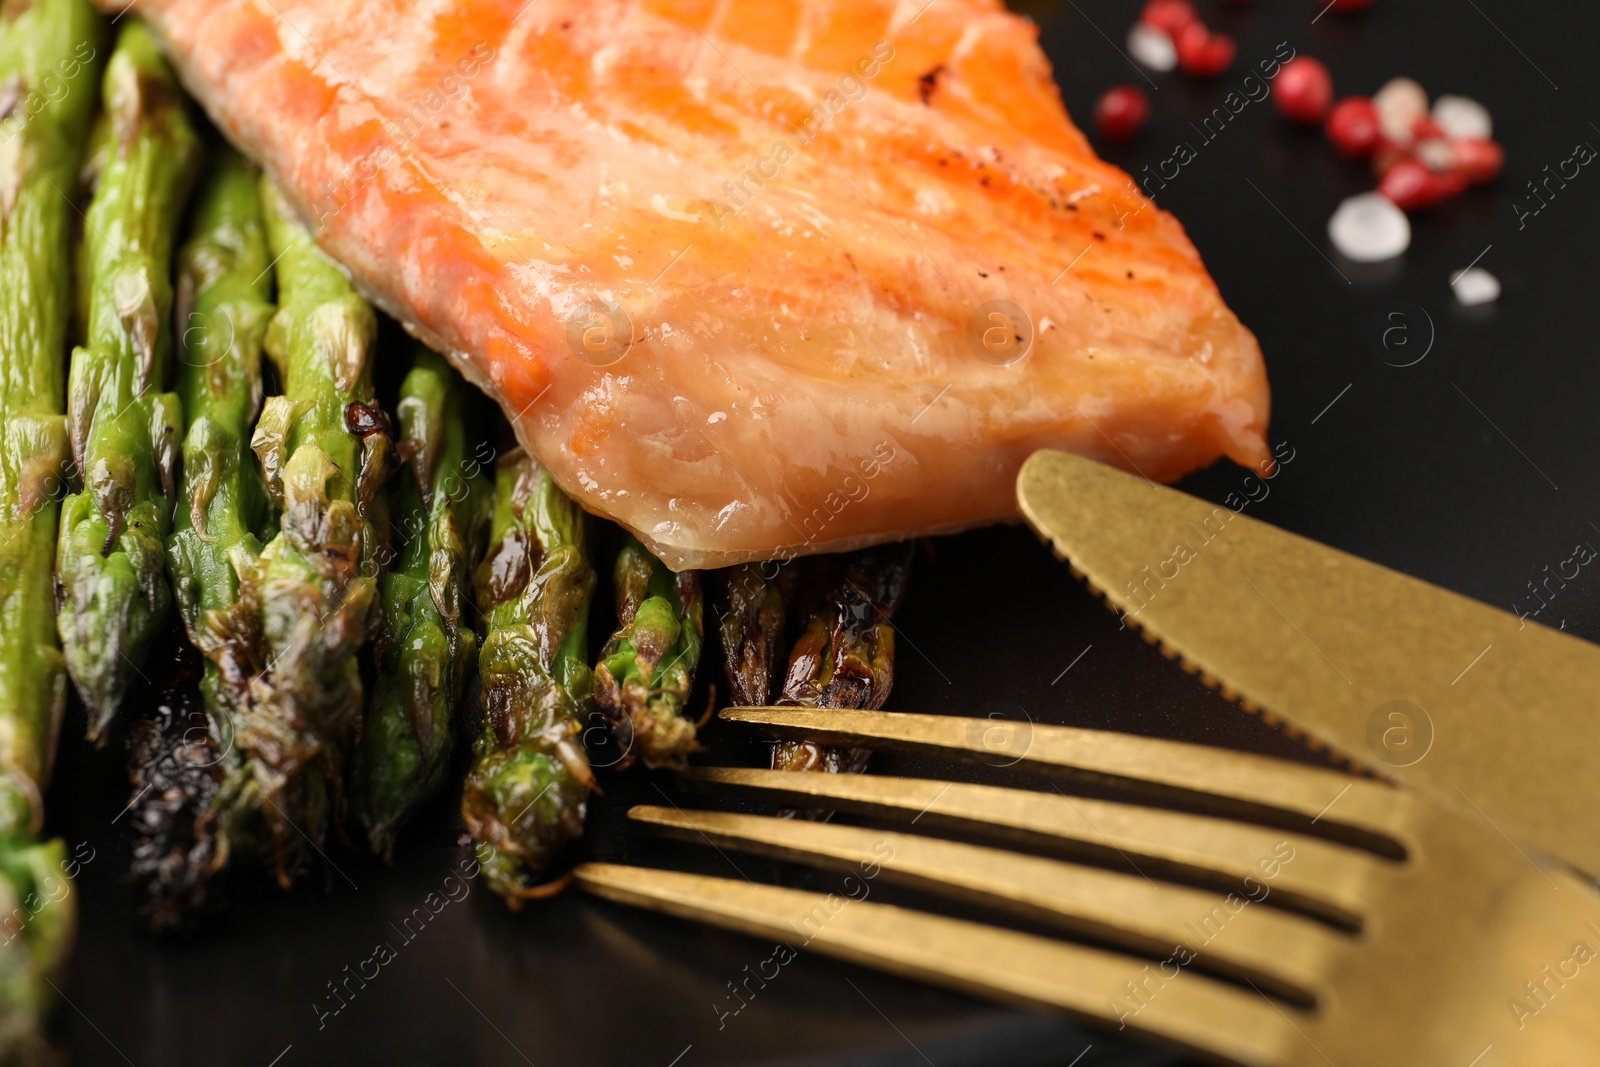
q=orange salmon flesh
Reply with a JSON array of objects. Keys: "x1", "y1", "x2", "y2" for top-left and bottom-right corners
[{"x1": 100, "y1": 0, "x2": 1271, "y2": 569}]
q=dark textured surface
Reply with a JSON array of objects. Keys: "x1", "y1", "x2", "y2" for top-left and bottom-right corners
[{"x1": 47, "y1": 0, "x2": 1600, "y2": 1063}]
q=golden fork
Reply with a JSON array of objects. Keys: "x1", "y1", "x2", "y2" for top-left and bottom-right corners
[{"x1": 576, "y1": 707, "x2": 1600, "y2": 1066}]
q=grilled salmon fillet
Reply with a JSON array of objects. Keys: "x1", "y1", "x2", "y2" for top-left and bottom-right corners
[{"x1": 102, "y1": 0, "x2": 1270, "y2": 570}]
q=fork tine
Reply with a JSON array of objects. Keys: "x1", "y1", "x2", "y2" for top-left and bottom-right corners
[
  {"x1": 576, "y1": 863, "x2": 1298, "y2": 1067},
  {"x1": 721, "y1": 707, "x2": 1405, "y2": 857},
  {"x1": 683, "y1": 767, "x2": 1377, "y2": 929},
  {"x1": 630, "y1": 805, "x2": 1342, "y2": 1005}
]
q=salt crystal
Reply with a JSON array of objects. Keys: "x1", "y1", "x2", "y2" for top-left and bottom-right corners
[
  {"x1": 1128, "y1": 22, "x2": 1178, "y2": 72},
  {"x1": 1452, "y1": 267, "x2": 1500, "y2": 306},
  {"x1": 1432, "y1": 95, "x2": 1492, "y2": 141},
  {"x1": 1373, "y1": 77, "x2": 1428, "y2": 144},
  {"x1": 1328, "y1": 193, "x2": 1411, "y2": 262},
  {"x1": 1415, "y1": 138, "x2": 1455, "y2": 172}
]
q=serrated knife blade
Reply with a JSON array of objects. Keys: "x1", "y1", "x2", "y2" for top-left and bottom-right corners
[{"x1": 1017, "y1": 448, "x2": 1600, "y2": 876}]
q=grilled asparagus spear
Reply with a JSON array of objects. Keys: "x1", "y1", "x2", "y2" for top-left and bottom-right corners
[
  {"x1": 0, "y1": 0, "x2": 101, "y2": 838},
  {"x1": 56, "y1": 20, "x2": 199, "y2": 737},
  {"x1": 353, "y1": 347, "x2": 481, "y2": 859},
  {"x1": 0, "y1": 0, "x2": 101, "y2": 1055},
  {"x1": 462, "y1": 452, "x2": 596, "y2": 904},
  {"x1": 127, "y1": 146, "x2": 275, "y2": 917},
  {"x1": 167, "y1": 145, "x2": 275, "y2": 733},
  {"x1": 0, "y1": 840, "x2": 75, "y2": 1066},
  {"x1": 229, "y1": 177, "x2": 392, "y2": 885},
  {"x1": 717, "y1": 562, "x2": 796, "y2": 708},
  {"x1": 594, "y1": 536, "x2": 703, "y2": 769},
  {"x1": 771, "y1": 544, "x2": 913, "y2": 774}
]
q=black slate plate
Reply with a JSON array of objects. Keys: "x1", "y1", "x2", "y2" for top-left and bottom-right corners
[{"x1": 48, "y1": 0, "x2": 1600, "y2": 1063}]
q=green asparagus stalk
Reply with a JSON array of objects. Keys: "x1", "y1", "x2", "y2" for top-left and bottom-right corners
[
  {"x1": 56, "y1": 19, "x2": 200, "y2": 737},
  {"x1": 0, "y1": 0, "x2": 101, "y2": 1055},
  {"x1": 138, "y1": 145, "x2": 275, "y2": 910},
  {"x1": 594, "y1": 536, "x2": 703, "y2": 769},
  {"x1": 463, "y1": 452, "x2": 596, "y2": 904},
  {"x1": 227, "y1": 177, "x2": 392, "y2": 885},
  {"x1": 0, "y1": 0, "x2": 101, "y2": 839},
  {"x1": 168, "y1": 145, "x2": 275, "y2": 721},
  {"x1": 0, "y1": 840, "x2": 75, "y2": 1065},
  {"x1": 353, "y1": 347, "x2": 482, "y2": 860},
  {"x1": 717, "y1": 562, "x2": 796, "y2": 708},
  {"x1": 771, "y1": 544, "x2": 912, "y2": 775}
]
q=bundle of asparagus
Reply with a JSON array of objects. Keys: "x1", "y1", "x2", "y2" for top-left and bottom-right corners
[
  {"x1": 56, "y1": 19, "x2": 199, "y2": 737},
  {"x1": 461, "y1": 452, "x2": 596, "y2": 903},
  {"x1": 0, "y1": 9, "x2": 928, "y2": 1057},
  {"x1": 353, "y1": 346, "x2": 483, "y2": 859},
  {"x1": 0, "y1": 0, "x2": 102, "y2": 1055}
]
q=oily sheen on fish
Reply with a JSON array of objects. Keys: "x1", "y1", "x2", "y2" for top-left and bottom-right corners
[{"x1": 101, "y1": 0, "x2": 1271, "y2": 570}]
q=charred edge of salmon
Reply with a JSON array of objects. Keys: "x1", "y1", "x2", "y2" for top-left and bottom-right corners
[{"x1": 1025, "y1": 527, "x2": 1384, "y2": 781}]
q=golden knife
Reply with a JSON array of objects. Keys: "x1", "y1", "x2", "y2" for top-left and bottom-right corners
[{"x1": 1017, "y1": 448, "x2": 1600, "y2": 876}]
